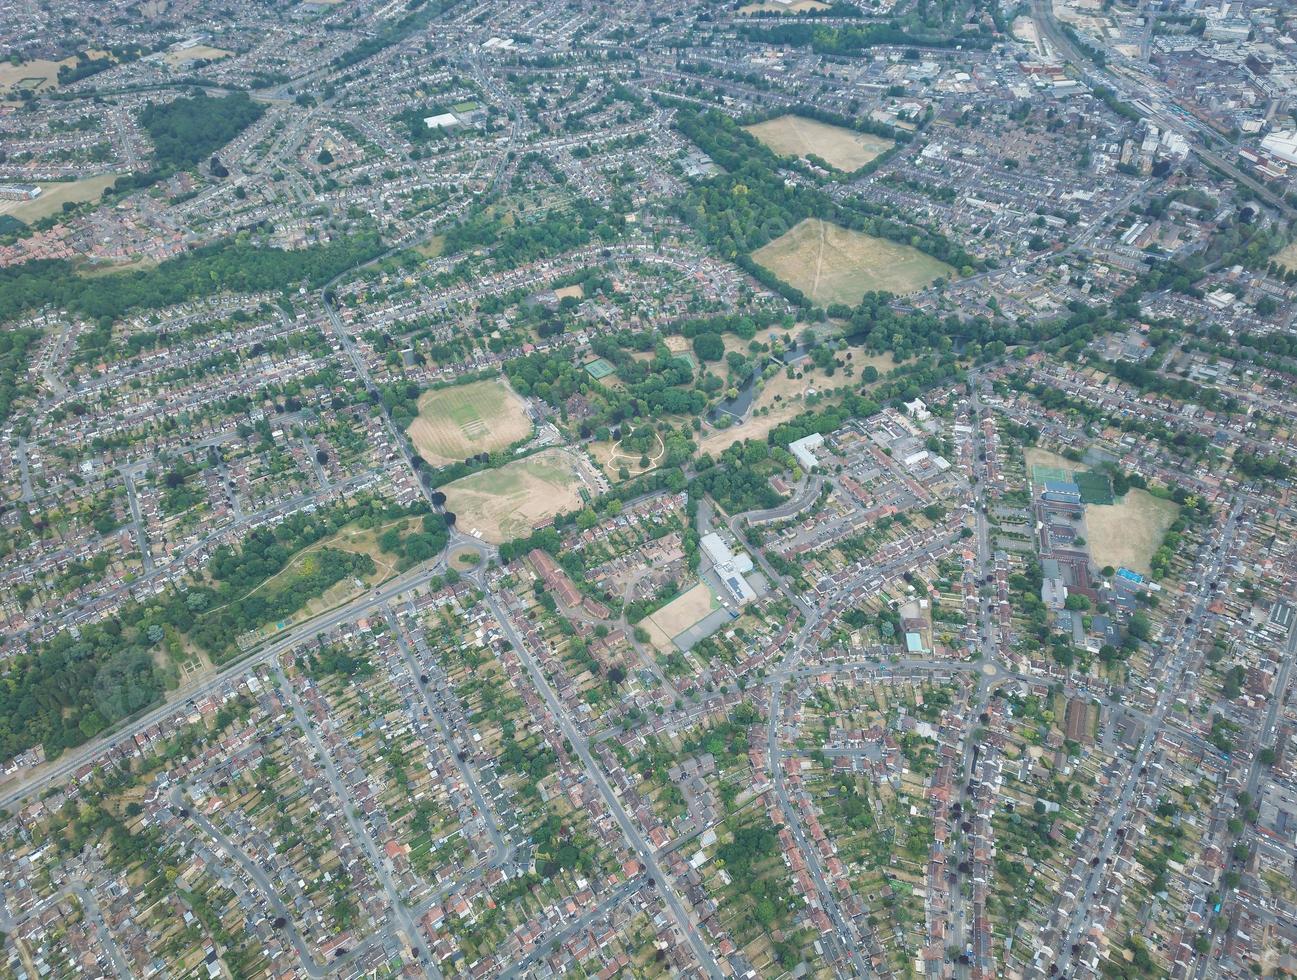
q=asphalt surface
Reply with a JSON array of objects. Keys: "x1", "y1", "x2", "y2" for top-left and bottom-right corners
[{"x1": 486, "y1": 593, "x2": 726, "y2": 980}]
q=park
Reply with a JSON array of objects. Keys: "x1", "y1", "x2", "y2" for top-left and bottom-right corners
[
  {"x1": 744, "y1": 114, "x2": 893, "y2": 172},
  {"x1": 752, "y1": 217, "x2": 954, "y2": 306},
  {"x1": 406, "y1": 377, "x2": 533, "y2": 466}
]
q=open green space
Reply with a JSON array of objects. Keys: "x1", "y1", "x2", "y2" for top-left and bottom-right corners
[
  {"x1": 751, "y1": 218, "x2": 953, "y2": 306},
  {"x1": 744, "y1": 114, "x2": 893, "y2": 172}
]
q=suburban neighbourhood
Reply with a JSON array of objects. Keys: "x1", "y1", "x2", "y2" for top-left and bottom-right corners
[{"x1": 2, "y1": 0, "x2": 1297, "y2": 977}]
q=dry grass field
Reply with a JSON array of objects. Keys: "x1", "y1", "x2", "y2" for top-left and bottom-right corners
[
  {"x1": 0, "y1": 57, "x2": 75, "y2": 96},
  {"x1": 412, "y1": 235, "x2": 446, "y2": 259},
  {"x1": 1274, "y1": 242, "x2": 1297, "y2": 273},
  {"x1": 163, "y1": 45, "x2": 232, "y2": 66},
  {"x1": 0, "y1": 175, "x2": 118, "y2": 223},
  {"x1": 237, "y1": 518, "x2": 417, "y2": 643},
  {"x1": 1084, "y1": 490, "x2": 1179, "y2": 576},
  {"x1": 588, "y1": 429, "x2": 666, "y2": 482},
  {"x1": 751, "y1": 218, "x2": 954, "y2": 307},
  {"x1": 406, "y1": 378, "x2": 532, "y2": 466},
  {"x1": 643, "y1": 582, "x2": 721, "y2": 650},
  {"x1": 744, "y1": 114, "x2": 893, "y2": 172},
  {"x1": 77, "y1": 257, "x2": 160, "y2": 278},
  {"x1": 0, "y1": 176, "x2": 118, "y2": 224},
  {"x1": 444, "y1": 448, "x2": 593, "y2": 544}
]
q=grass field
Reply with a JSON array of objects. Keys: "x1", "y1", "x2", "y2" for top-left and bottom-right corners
[
  {"x1": 77, "y1": 257, "x2": 160, "y2": 278},
  {"x1": 1073, "y1": 470, "x2": 1114, "y2": 505},
  {"x1": 235, "y1": 518, "x2": 416, "y2": 643},
  {"x1": 752, "y1": 219, "x2": 954, "y2": 307},
  {"x1": 589, "y1": 428, "x2": 666, "y2": 481},
  {"x1": 163, "y1": 45, "x2": 232, "y2": 66},
  {"x1": 1085, "y1": 490, "x2": 1179, "y2": 576},
  {"x1": 1275, "y1": 242, "x2": 1297, "y2": 273},
  {"x1": 406, "y1": 378, "x2": 532, "y2": 466},
  {"x1": 0, "y1": 175, "x2": 118, "y2": 223},
  {"x1": 445, "y1": 447, "x2": 592, "y2": 544},
  {"x1": 0, "y1": 57, "x2": 76, "y2": 96},
  {"x1": 643, "y1": 582, "x2": 721, "y2": 650},
  {"x1": 413, "y1": 235, "x2": 446, "y2": 259},
  {"x1": 744, "y1": 114, "x2": 893, "y2": 172}
]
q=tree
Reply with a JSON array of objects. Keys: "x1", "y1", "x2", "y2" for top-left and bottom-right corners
[
  {"x1": 1127, "y1": 612, "x2": 1152, "y2": 641},
  {"x1": 692, "y1": 333, "x2": 724, "y2": 362}
]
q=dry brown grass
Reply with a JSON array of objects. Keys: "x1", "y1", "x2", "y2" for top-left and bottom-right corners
[
  {"x1": 162, "y1": 45, "x2": 232, "y2": 66},
  {"x1": 1084, "y1": 491, "x2": 1179, "y2": 576},
  {"x1": 643, "y1": 582, "x2": 721, "y2": 649},
  {"x1": 0, "y1": 175, "x2": 118, "y2": 223},
  {"x1": 751, "y1": 218, "x2": 954, "y2": 306},
  {"x1": 698, "y1": 346, "x2": 896, "y2": 456},
  {"x1": 740, "y1": 0, "x2": 831, "y2": 11},
  {"x1": 1274, "y1": 242, "x2": 1297, "y2": 274},
  {"x1": 0, "y1": 57, "x2": 75, "y2": 96},
  {"x1": 744, "y1": 114, "x2": 893, "y2": 172},
  {"x1": 406, "y1": 378, "x2": 532, "y2": 466},
  {"x1": 445, "y1": 448, "x2": 594, "y2": 544}
]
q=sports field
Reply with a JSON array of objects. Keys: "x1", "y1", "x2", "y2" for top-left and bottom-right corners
[
  {"x1": 744, "y1": 114, "x2": 893, "y2": 172},
  {"x1": 163, "y1": 45, "x2": 232, "y2": 66},
  {"x1": 1025, "y1": 447, "x2": 1081, "y2": 486},
  {"x1": 585, "y1": 357, "x2": 615, "y2": 380},
  {"x1": 1275, "y1": 242, "x2": 1297, "y2": 273},
  {"x1": 444, "y1": 447, "x2": 592, "y2": 543},
  {"x1": 752, "y1": 218, "x2": 954, "y2": 306},
  {"x1": 1085, "y1": 490, "x2": 1179, "y2": 577},
  {"x1": 643, "y1": 582, "x2": 721, "y2": 650},
  {"x1": 0, "y1": 57, "x2": 76, "y2": 96},
  {"x1": 0, "y1": 175, "x2": 118, "y2": 223},
  {"x1": 406, "y1": 378, "x2": 532, "y2": 466}
]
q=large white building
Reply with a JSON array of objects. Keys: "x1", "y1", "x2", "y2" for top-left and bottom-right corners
[
  {"x1": 700, "y1": 532, "x2": 756, "y2": 605},
  {"x1": 1261, "y1": 130, "x2": 1297, "y2": 166},
  {"x1": 788, "y1": 432, "x2": 825, "y2": 471},
  {"x1": 0, "y1": 184, "x2": 40, "y2": 202}
]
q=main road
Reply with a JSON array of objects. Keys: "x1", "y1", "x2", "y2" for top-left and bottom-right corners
[
  {"x1": 1049, "y1": 499, "x2": 1242, "y2": 977},
  {"x1": 485, "y1": 593, "x2": 725, "y2": 980}
]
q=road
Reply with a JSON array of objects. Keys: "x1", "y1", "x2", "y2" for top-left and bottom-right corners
[
  {"x1": 718, "y1": 483, "x2": 875, "y2": 975},
  {"x1": 387, "y1": 607, "x2": 510, "y2": 861},
  {"x1": 499, "y1": 879, "x2": 642, "y2": 979},
  {"x1": 1195, "y1": 604, "x2": 1297, "y2": 976},
  {"x1": 273, "y1": 659, "x2": 438, "y2": 977},
  {"x1": 171, "y1": 784, "x2": 364, "y2": 979},
  {"x1": 950, "y1": 376, "x2": 1003, "y2": 975},
  {"x1": 1030, "y1": 0, "x2": 1295, "y2": 220},
  {"x1": 767, "y1": 674, "x2": 873, "y2": 976},
  {"x1": 0, "y1": 552, "x2": 455, "y2": 814},
  {"x1": 69, "y1": 883, "x2": 132, "y2": 978},
  {"x1": 486, "y1": 593, "x2": 725, "y2": 980},
  {"x1": 1050, "y1": 499, "x2": 1242, "y2": 976}
]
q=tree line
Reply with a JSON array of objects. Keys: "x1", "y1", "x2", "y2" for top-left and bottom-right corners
[
  {"x1": 0, "y1": 497, "x2": 432, "y2": 765},
  {"x1": 0, "y1": 232, "x2": 383, "y2": 330}
]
